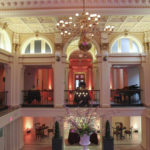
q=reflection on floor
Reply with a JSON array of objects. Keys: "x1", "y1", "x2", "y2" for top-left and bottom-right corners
[
  {"x1": 23, "y1": 127, "x2": 142, "y2": 150},
  {"x1": 22, "y1": 144, "x2": 144, "y2": 150},
  {"x1": 114, "y1": 132, "x2": 141, "y2": 145},
  {"x1": 24, "y1": 130, "x2": 53, "y2": 145}
]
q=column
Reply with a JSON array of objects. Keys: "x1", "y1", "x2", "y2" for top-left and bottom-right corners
[
  {"x1": 99, "y1": 49, "x2": 111, "y2": 108},
  {"x1": 65, "y1": 64, "x2": 69, "y2": 90},
  {"x1": 140, "y1": 61, "x2": 150, "y2": 106},
  {"x1": 16, "y1": 65, "x2": 25, "y2": 105},
  {"x1": 4, "y1": 64, "x2": 13, "y2": 106},
  {"x1": 93, "y1": 64, "x2": 98, "y2": 89},
  {"x1": 146, "y1": 117, "x2": 150, "y2": 150},
  {"x1": 53, "y1": 43, "x2": 65, "y2": 107}
]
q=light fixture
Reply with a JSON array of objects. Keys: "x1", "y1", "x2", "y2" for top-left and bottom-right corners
[
  {"x1": 57, "y1": 0, "x2": 114, "y2": 52},
  {"x1": 55, "y1": 51, "x2": 61, "y2": 62}
]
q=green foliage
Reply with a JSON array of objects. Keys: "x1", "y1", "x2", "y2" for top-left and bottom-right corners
[
  {"x1": 105, "y1": 120, "x2": 110, "y2": 138},
  {"x1": 54, "y1": 121, "x2": 60, "y2": 138},
  {"x1": 77, "y1": 124, "x2": 95, "y2": 136}
]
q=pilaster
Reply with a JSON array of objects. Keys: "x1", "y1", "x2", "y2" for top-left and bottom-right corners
[
  {"x1": 53, "y1": 43, "x2": 65, "y2": 108},
  {"x1": 99, "y1": 49, "x2": 111, "y2": 108}
]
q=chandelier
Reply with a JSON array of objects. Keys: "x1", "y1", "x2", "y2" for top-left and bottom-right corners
[{"x1": 56, "y1": 0, "x2": 114, "y2": 52}]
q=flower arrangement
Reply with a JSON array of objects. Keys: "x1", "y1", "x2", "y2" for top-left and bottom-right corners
[{"x1": 66, "y1": 108, "x2": 98, "y2": 136}]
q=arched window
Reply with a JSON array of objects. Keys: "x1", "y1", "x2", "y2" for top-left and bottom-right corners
[
  {"x1": 0, "y1": 29, "x2": 11, "y2": 52},
  {"x1": 111, "y1": 37, "x2": 142, "y2": 53},
  {"x1": 22, "y1": 37, "x2": 52, "y2": 54}
]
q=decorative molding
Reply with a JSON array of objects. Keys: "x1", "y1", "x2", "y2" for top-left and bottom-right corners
[
  {"x1": 1, "y1": 0, "x2": 150, "y2": 10},
  {"x1": 54, "y1": 43, "x2": 63, "y2": 51},
  {"x1": 100, "y1": 43, "x2": 109, "y2": 51}
]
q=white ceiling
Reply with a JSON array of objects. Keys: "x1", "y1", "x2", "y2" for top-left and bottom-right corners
[{"x1": 0, "y1": 15, "x2": 150, "y2": 34}]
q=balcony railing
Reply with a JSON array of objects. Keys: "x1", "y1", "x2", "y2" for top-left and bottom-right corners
[
  {"x1": 64, "y1": 90, "x2": 100, "y2": 107},
  {"x1": 22, "y1": 90, "x2": 54, "y2": 107},
  {"x1": 111, "y1": 89, "x2": 142, "y2": 106},
  {"x1": 0, "y1": 91, "x2": 8, "y2": 110}
]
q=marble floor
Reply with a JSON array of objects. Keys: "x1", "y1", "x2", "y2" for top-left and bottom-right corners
[
  {"x1": 22, "y1": 144, "x2": 144, "y2": 150},
  {"x1": 23, "y1": 128, "x2": 142, "y2": 150}
]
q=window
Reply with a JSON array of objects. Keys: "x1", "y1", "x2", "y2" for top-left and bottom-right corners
[
  {"x1": 111, "y1": 37, "x2": 141, "y2": 53},
  {"x1": 22, "y1": 37, "x2": 52, "y2": 54},
  {"x1": 0, "y1": 29, "x2": 11, "y2": 52}
]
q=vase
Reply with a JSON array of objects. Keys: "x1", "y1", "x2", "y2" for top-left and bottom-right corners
[{"x1": 79, "y1": 134, "x2": 90, "y2": 150}]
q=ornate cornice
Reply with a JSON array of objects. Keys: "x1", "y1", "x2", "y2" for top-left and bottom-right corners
[{"x1": 1, "y1": 0, "x2": 150, "y2": 16}]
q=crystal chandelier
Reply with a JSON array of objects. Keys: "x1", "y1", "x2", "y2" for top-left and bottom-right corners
[{"x1": 56, "y1": 0, "x2": 114, "y2": 52}]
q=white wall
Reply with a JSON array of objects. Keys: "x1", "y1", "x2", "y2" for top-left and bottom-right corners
[
  {"x1": 130, "y1": 116, "x2": 141, "y2": 132},
  {"x1": 127, "y1": 67, "x2": 140, "y2": 86}
]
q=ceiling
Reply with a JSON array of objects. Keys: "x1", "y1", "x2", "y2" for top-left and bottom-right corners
[{"x1": 1, "y1": 15, "x2": 150, "y2": 34}]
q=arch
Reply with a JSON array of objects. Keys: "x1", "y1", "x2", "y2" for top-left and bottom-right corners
[
  {"x1": 0, "y1": 28, "x2": 11, "y2": 52},
  {"x1": 21, "y1": 36, "x2": 53, "y2": 54},
  {"x1": 110, "y1": 35, "x2": 143, "y2": 53},
  {"x1": 63, "y1": 36, "x2": 100, "y2": 62}
]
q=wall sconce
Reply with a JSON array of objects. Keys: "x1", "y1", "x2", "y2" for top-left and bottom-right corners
[
  {"x1": 103, "y1": 56, "x2": 107, "y2": 61},
  {"x1": 102, "y1": 51, "x2": 108, "y2": 61},
  {"x1": 55, "y1": 51, "x2": 61, "y2": 62}
]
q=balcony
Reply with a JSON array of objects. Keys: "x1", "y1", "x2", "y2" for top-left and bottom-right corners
[
  {"x1": 111, "y1": 88, "x2": 143, "y2": 107},
  {"x1": 22, "y1": 90, "x2": 54, "y2": 107},
  {"x1": 0, "y1": 91, "x2": 8, "y2": 111},
  {"x1": 64, "y1": 90, "x2": 100, "y2": 107}
]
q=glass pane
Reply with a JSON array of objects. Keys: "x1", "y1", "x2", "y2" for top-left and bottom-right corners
[
  {"x1": 121, "y1": 38, "x2": 130, "y2": 53},
  {"x1": 45, "y1": 43, "x2": 51, "y2": 53},
  {"x1": 34, "y1": 40, "x2": 41, "y2": 53},
  {"x1": 80, "y1": 75, "x2": 84, "y2": 78},
  {"x1": 75, "y1": 75, "x2": 79, "y2": 79},
  {"x1": 76, "y1": 80, "x2": 79, "y2": 88},
  {"x1": 132, "y1": 41, "x2": 139, "y2": 53},
  {"x1": 111, "y1": 41, "x2": 118, "y2": 53},
  {"x1": 25, "y1": 44, "x2": 30, "y2": 53}
]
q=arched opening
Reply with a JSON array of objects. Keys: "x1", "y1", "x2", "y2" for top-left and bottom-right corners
[
  {"x1": 0, "y1": 29, "x2": 11, "y2": 52},
  {"x1": 21, "y1": 37, "x2": 53, "y2": 54},
  {"x1": 111, "y1": 36, "x2": 143, "y2": 53},
  {"x1": 64, "y1": 38, "x2": 100, "y2": 107}
]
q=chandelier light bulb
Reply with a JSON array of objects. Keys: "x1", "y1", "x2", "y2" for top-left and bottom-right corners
[
  {"x1": 69, "y1": 17, "x2": 72, "y2": 20},
  {"x1": 65, "y1": 31, "x2": 68, "y2": 33},
  {"x1": 59, "y1": 20, "x2": 64, "y2": 23},
  {"x1": 89, "y1": 24, "x2": 92, "y2": 27},
  {"x1": 95, "y1": 18, "x2": 98, "y2": 21},
  {"x1": 75, "y1": 13, "x2": 79, "y2": 16},
  {"x1": 86, "y1": 12, "x2": 89, "y2": 15}
]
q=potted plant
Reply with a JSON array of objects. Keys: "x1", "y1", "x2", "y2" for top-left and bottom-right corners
[
  {"x1": 52, "y1": 121, "x2": 63, "y2": 150},
  {"x1": 102, "y1": 120, "x2": 114, "y2": 150}
]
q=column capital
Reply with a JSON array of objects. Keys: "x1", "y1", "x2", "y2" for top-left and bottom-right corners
[
  {"x1": 100, "y1": 43, "x2": 109, "y2": 51},
  {"x1": 54, "y1": 43, "x2": 64, "y2": 51}
]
